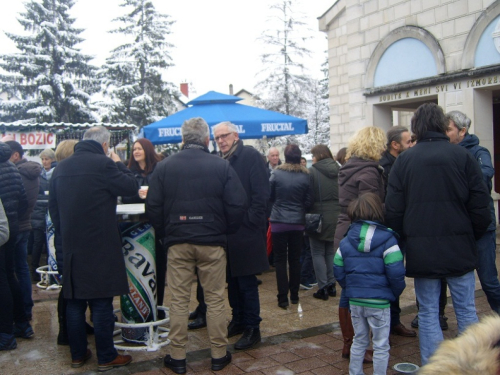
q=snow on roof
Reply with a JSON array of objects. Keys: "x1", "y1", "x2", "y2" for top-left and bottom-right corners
[{"x1": 0, "y1": 122, "x2": 137, "y2": 130}]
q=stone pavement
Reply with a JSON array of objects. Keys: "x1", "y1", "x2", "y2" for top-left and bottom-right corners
[{"x1": 0, "y1": 254, "x2": 498, "y2": 375}]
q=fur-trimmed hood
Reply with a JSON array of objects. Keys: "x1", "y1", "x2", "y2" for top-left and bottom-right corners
[
  {"x1": 276, "y1": 162, "x2": 309, "y2": 174},
  {"x1": 419, "y1": 315, "x2": 500, "y2": 375}
]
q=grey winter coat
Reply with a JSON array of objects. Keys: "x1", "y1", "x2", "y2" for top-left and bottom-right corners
[{"x1": 308, "y1": 158, "x2": 340, "y2": 242}]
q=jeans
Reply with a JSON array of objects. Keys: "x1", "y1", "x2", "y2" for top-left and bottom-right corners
[
  {"x1": 415, "y1": 271, "x2": 478, "y2": 365},
  {"x1": 14, "y1": 231, "x2": 33, "y2": 319},
  {"x1": 0, "y1": 234, "x2": 28, "y2": 334},
  {"x1": 309, "y1": 237, "x2": 335, "y2": 289},
  {"x1": 67, "y1": 297, "x2": 117, "y2": 364},
  {"x1": 300, "y1": 235, "x2": 316, "y2": 285},
  {"x1": 476, "y1": 230, "x2": 500, "y2": 314},
  {"x1": 272, "y1": 230, "x2": 302, "y2": 303},
  {"x1": 227, "y1": 273, "x2": 261, "y2": 328},
  {"x1": 349, "y1": 305, "x2": 390, "y2": 375}
]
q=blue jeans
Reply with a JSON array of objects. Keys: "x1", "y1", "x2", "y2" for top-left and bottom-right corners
[
  {"x1": 350, "y1": 305, "x2": 390, "y2": 375},
  {"x1": 415, "y1": 271, "x2": 478, "y2": 365},
  {"x1": 309, "y1": 237, "x2": 335, "y2": 289},
  {"x1": 476, "y1": 230, "x2": 500, "y2": 314},
  {"x1": 227, "y1": 274, "x2": 261, "y2": 328},
  {"x1": 14, "y1": 231, "x2": 33, "y2": 319},
  {"x1": 66, "y1": 297, "x2": 117, "y2": 364}
]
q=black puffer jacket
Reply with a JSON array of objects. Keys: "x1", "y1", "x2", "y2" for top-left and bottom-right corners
[
  {"x1": 146, "y1": 143, "x2": 247, "y2": 248},
  {"x1": 0, "y1": 142, "x2": 28, "y2": 234},
  {"x1": 270, "y1": 163, "x2": 313, "y2": 225},
  {"x1": 385, "y1": 131, "x2": 491, "y2": 278},
  {"x1": 15, "y1": 159, "x2": 41, "y2": 232}
]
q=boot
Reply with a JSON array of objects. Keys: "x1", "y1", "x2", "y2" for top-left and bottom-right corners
[
  {"x1": 313, "y1": 287, "x2": 329, "y2": 301},
  {"x1": 338, "y1": 307, "x2": 373, "y2": 363},
  {"x1": 339, "y1": 307, "x2": 354, "y2": 358}
]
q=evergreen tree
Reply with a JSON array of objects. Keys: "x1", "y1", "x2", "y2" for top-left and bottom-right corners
[
  {"x1": 0, "y1": 0, "x2": 97, "y2": 123},
  {"x1": 255, "y1": 0, "x2": 312, "y2": 118},
  {"x1": 99, "y1": 0, "x2": 177, "y2": 127}
]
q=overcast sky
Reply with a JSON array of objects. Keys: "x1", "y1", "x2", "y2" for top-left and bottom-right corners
[{"x1": 0, "y1": 0, "x2": 333, "y2": 98}]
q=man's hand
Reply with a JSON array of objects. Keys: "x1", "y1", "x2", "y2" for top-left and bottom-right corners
[{"x1": 109, "y1": 151, "x2": 122, "y2": 162}]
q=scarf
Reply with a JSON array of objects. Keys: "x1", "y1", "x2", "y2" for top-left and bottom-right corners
[
  {"x1": 182, "y1": 142, "x2": 209, "y2": 153},
  {"x1": 221, "y1": 139, "x2": 241, "y2": 160}
]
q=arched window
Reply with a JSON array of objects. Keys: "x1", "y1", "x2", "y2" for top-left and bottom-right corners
[{"x1": 366, "y1": 26, "x2": 445, "y2": 88}]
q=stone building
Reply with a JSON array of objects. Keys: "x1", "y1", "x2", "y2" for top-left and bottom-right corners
[{"x1": 318, "y1": 0, "x2": 500, "y2": 185}]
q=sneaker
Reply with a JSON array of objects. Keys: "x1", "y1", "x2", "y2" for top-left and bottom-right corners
[
  {"x1": 163, "y1": 355, "x2": 186, "y2": 374},
  {"x1": 300, "y1": 283, "x2": 313, "y2": 290},
  {"x1": 310, "y1": 281, "x2": 318, "y2": 286},
  {"x1": 0, "y1": 333, "x2": 17, "y2": 351},
  {"x1": 71, "y1": 349, "x2": 92, "y2": 368},
  {"x1": 14, "y1": 321, "x2": 34, "y2": 339},
  {"x1": 212, "y1": 351, "x2": 232, "y2": 371},
  {"x1": 98, "y1": 354, "x2": 132, "y2": 372}
]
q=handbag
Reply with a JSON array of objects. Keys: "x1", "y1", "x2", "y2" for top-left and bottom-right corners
[{"x1": 305, "y1": 168, "x2": 323, "y2": 234}]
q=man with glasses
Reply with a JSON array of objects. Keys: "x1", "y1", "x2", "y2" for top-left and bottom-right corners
[{"x1": 212, "y1": 122, "x2": 270, "y2": 350}]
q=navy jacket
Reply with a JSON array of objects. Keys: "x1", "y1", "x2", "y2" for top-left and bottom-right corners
[
  {"x1": 334, "y1": 220, "x2": 406, "y2": 307},
  {"x1": 460, "y1": 133, "x2": 496, "y2": 232},
  {"x1": 146, "y1": 143, "x2": 247, "y2": 248}
]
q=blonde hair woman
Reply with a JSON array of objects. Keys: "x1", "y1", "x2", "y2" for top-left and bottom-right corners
[
  {"x1": 55, "y1": 140, "x2": 78, "y2": 162},
  {"x1": 333, "y1": 126, "x2": 386, "y2": 363}
]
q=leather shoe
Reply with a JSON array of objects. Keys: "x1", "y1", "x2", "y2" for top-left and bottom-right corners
[
  {"x1": 211, "y1": 351, "x2": 232, "y2": 371},
  {"x1": 71, "y1": 349, "x2": 92, "y2": 368},
  {"x1": 188, "y1": 310, "x2": 198, "y2": 320},
  {"x1": 390, "y1": 323, "x2": 417, "y2": 337},
  {"x1": 234, "y1": 328, "x2": 261, "y2": 350},
  {"x1": 98, "y1": 354, "x2": 132, "y2": 372},
  {"x1": 163, "y1": 355, "x2": 186, "y2": 374},
  {"x1": 188, "y1": 315, "x2": 207, "y2": 330},
  {"x1": 227, "y1": 320, "x2": 245, "y2": 338},
  {"x1": 326, "y1": 283, "x2": 337, "y2": 297}
]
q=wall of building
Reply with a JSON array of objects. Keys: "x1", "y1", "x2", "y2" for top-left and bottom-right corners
[{"x1": 319, "y1": 0, "x2": 499, "y2": 151}]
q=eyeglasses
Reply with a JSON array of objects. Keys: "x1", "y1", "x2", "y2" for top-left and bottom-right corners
[{"x1": 214, "y1": 132, "x2": 233, "y2": 142}]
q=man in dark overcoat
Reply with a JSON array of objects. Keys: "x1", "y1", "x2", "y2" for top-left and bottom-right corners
[
  {"x1": 385, "y1": 103, "x2": 491, "y2": 365},
  {"x1": 213, "y1": 121, "x2": 270, "y2": 350},
  {"x1": 49, "y1": 126, "x2": 137, "y2": 371}
]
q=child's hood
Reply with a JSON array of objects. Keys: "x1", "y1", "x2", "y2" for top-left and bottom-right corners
[{"x1": 346, "y1": 220, "x2": 397, "y2": 253}]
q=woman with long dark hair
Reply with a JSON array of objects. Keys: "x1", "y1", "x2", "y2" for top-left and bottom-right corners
[
  {"x1": 269, "y1": 144, "x2": 313, "y2": 309},
  {"x1": 122, "y1": 139, "x2": 166, "y2": 317}
]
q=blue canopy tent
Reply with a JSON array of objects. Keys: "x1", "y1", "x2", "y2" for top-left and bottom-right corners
[{"x1": 143, "y1": 91, "x2": 308, "y2": 145}]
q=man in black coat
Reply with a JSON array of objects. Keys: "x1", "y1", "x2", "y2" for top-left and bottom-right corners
[
  {"x1": 146, "y1": 117, "x2": 247, "y2": 373},
  {"x1": 49, "y1": 126, "x2": 137, "y2": 371},
  {"x1": 213, "y1": 121, "x2": 270, "y2": 350},
  {"x1": 385, "y1": 103, "x2": 491, "y2": 365},
  {"x1": 0, "y1": 141, "x2": 29, "y2": 351},
  {"x1": 5, "y1": 140, "x2": 41, "y2": 322}
]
